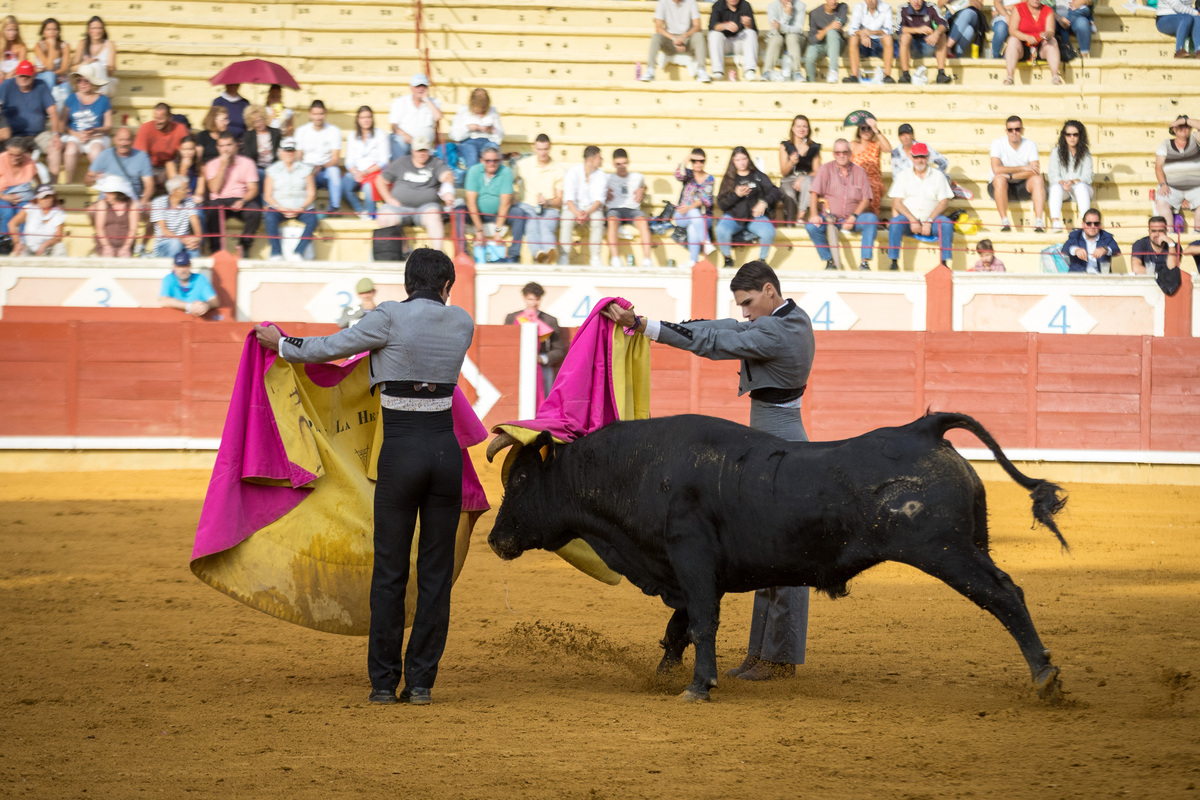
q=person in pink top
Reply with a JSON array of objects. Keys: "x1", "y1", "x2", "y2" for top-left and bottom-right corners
[
  {"x1": 203, "y1": 131, "x2": 261, "y2": 255},
  {"x1": 969, "y1": 238, "x2": 1006, "y2": 271}
]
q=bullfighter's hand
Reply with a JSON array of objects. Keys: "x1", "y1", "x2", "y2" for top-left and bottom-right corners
[{"x1": 600, "y1": 302, "x2": 637, "y2": 329}]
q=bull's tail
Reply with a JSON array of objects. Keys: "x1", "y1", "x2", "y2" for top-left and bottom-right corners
[{"x1": 928, "y1": 412, "x2": 1069, "y2": 552}]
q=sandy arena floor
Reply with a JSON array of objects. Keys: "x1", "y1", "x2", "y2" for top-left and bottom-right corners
[{"x1": 1, "y1": 450, "x2": 1198, "y2": 799}]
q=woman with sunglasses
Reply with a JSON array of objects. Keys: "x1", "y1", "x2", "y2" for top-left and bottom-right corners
[
  {"x1": 850, "y1": 116, "x2": 890, "y2": 217},
  {"x1": 673, "y1": 148, "x2": 715, "y2": 267},
  {"x1": 1048, "y1": 120, "x2": 1092, "y2": 233}
]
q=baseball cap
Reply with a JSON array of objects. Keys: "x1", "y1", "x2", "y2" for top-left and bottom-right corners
[
  {"x1": 897, "y1": 123, "x2": 915, "y2": 136},
  {"x1": 910, "y1": 142, "x2": 930, "y2": 157},
  {"x1": 173, "y1": 251, "x2": 192, "y2": 267},
  {"x1": 34, "y1": 184, "x2": 56, "y2": 199},
  {"x1": 410, "y1": 73, "x2": 430, "y2": 87},
  {"x1": 410, "y1": 136, "x2": 432, "y2": 152},
  {"x1": 356, "y1": 278, "x2": 376, "y2": 293},
  {"x1": 15, "y1": 61, "x2": 35, "y2": 77},
  {"x1": 280, "y1": 137, "x2": 297, "y2": 150}
]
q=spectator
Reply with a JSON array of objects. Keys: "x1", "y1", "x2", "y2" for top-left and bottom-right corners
[
  {"x1": 8, "y1": 183, "x2": 64, "y2": 256},
  {"x1": 504, "y1": 282, "x2": 568, "y2": 399},
  {"x1": 886, "y1": 141, "x2": 955, "y2": 270},
  {"x1": 969, "y1": 238, "x2": 1006, "y2": 271},
  {"x1": 899, "y1": 0, "x2": 952, "y2": 84},
  {"x1": 805, "y1": 138, "x2": 880, "y2": 270},
  {"x1": 1130, "y1": 217, "x2": 1179, "y2": 277},
  {"x1": 672, "y1": 147, "x2": 715, "y2": 266},
  {"x1": 850, "y1": 115, "x2": 890, "y2": 216},
  {"x1": 1055, "y1": 0, "x2": 1093, "y2": 59},
  {"x1": 1156, "y1": 0, "x2": 1200, "y2": 58},
  {"x1": 1003, "y1": 0, "x2": 1063, "y2": 85},
  {"x1": 1048, "y1": 119, "x2": 1092, "y2": 233},
  {"x1": 1, "y1": 16, "x2": 27, "y2": 82},
  {"x1": 263, "y1": 137, "x2": 318, "y2": 261},
  {"x1": 61, "y1": 63, "x2": 111, "y2": 180},
  {"x1": 203, "y1": 131, "x2": 262, "y2": 256},
  {"x1": 167, "y1": 135, "x2": 206, "y2": 216},
  {"x1": 1154, "y1": 115, "x2": 1200, "y2": 234},
  {"x1": 342, "y1": 105, "x2": 390, "y2": 222},
  {"x1": 644, "y1": 0, "x2": 711, "y2": 83},
  {"x1": 338, "y1": 277, "x2": 378, "y2": 328},
  {"x1": 778, "y1": 114, "x2": 822, "y2": 222},
  {"x1": 988, "y1": 115, "x2": 1046, "y2": 232},
  {"x1": 158, "y1": 251, "x2": 217, "y2": 317},
  {"x1": 375, "y1": 136, "x2": 455, "y2": 252},
  {"x1": 70, "y1": 16, "x2": 116, "y2": 97},
  {"x1": 0, "y1": 136, "x2": 37, "y2": 234},
  {"x1": 893, "y1": 122, "x2": 974, "y2": 199},
  {"x1": 806, "y1": 0, "x2": 848, "y2": 83},
  {"x1": 558, "y1": 145, "x2": 607, "y2": 266},
  {"x1": 151, "y1": 175, "x2": 202, "y2": 259},
  {"x1": 1061, "y1": 208, "x2": 1119, "y2": 273},
  {"x1": 295, "y1": 100, "x2": 342, "y2": 214},
  {"x1": 450, "y1": 88, "x2": 503, "y2": 169},
  {"x1": 606, "y1": 148, "x2": 654, "y2": 268},
  {"x1": 239, "y1": 104, "x2": 280, "y2": 186},
  {"x1": 945, "y1": 0, "x2": 984, "y2": 58},
  {"x1": 465, "y1": 145, "x2": 515, "y2": 263},
  {"x1": 0, "y1": 60, "x2": 62, "y2": 179},
  {"x1": 991, "y1": 0, "x2": 1022, "y2": 58},
  {"x1": 715, "y1": 145, "x2": 780, "y2": 268},
  {"x1": 264, "y1": 84, "x2": 294, "y2": 136},
  {"x1": 32, "y1": 18, "x2": 70, "y2": 94},
  {"x1": 763, "y1": 0, "x2": 807, "y2": 82},
  {"x1": 212, "y1": 83, "x2": 250, "y2": 138},
  {"x1": 87, "y1": 127, "x2": 154, "y2": 212},
  {"x1": 388, "y1": 74, "x2": 442, "y2": 160},
  {"x1": 91, "y1": 174, "x2": 138, "y2": 257},
  {"x1": 845, "y1": 0, "x2": 895, "y2": 83},
  {"x1": 709, "y1": 0, "x2": 760, "y2": 81},
  {"x1": 511, "y1": 133, "x2": 564, "y2": 264},
  {"x1": 196, "y1": 106, "x2": 229, "y2": 164},
  {"x1": 134, "y1": 102, "x2": 189, "y2": 191}
]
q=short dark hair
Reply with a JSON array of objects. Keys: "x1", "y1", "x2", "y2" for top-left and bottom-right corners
[
  {"x1": 535, "y1": 133, "x2": 550, "y2": 145},
  {"x1": 691, "y1": 147, "x2": 706, "y2": 159},
  {"x1": 977, "y1": 239, "x2": 994, "y2": 252},
  {"x1": 5, "y1": 136, "x2": 33, "y2": 153},
  {"x1": 155, "y1": 102, "x2": 172, "y2": 113},
  {"x1": 310, "y1": 99, "x2": 326, "y2": 111},
  {"x1": 521, "y1": 282, "x2": 545, "y2": 298},
  {"x1": 1149, "y1": 216, "x2": 1168, "y2": 227},
  {"x1": 1083, "y1": 208, "x2": 1101, "y2": 222},
  {"x1": 217, "y1": 131, "x2": 238, "y2": 142},
  {"x1": 405, "y1": 248, "x2": 457, "y2": 294},
  {"x1": 583, "y1": 145, "x2": 601, "y2": 160},
  {"x1": 729, "y1": 260, "x2": 781, "y2": 295},
  {"x1": 612, "y1": 148, "x2": 628, "y2": 160},
  {"x1": 1006, "y1": 115, "x2": 1022, "y2": 126}
]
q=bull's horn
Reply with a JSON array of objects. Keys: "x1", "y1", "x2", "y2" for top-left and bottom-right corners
[{"x1": 486, "y1": 431, "x2": 519, "y2": 462}]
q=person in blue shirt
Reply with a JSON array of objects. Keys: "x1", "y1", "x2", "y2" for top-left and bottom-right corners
[
  {"x1": 86, "y1": 127, "x2": 154, "y2": 208},
  {"x1": 1061, "y1": 208, "x2": 1120, "y2": 274},
  {"x1": 158, "y1": 250, "x2": 217, "y2": 316}
]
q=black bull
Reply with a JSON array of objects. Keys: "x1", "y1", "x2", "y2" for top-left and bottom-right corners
[{"x1": 487, "y1": 412, "x2": 1069, "y2": 702}]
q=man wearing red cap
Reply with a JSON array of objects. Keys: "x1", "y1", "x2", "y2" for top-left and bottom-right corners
[
  {"x1": 0, "y1": 61, "x2": 62, "y2": 180},
  {"x1": 885, "y1": 141, "x2": 955, "y2": 270}
]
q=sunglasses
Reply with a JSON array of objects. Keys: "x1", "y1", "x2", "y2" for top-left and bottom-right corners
[
  {"x1": 1007, "y1": 127, "x2": 1023, "y2": 132},
  {"x1": 833, "y1": 150, "x2": 851, "y2": 155},
  {"x1": 482, "y1": 158, "x2": 501, "y2": 163},
  {"x1": 1064, "y1": 131, "x2": 1079, "y2": 137},
  {"x1": 691, "y1": 158, "x2": 706, "y2": 164},
  {"x1": 1083, "y1": 220, "x2": 1100, "y2": 226}
]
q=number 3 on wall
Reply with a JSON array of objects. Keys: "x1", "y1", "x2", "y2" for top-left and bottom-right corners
[{"x1": 1048, "y1": 305, "x2": 1069, "y2": 334}]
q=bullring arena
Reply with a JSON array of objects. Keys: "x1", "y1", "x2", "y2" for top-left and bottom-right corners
[{"x1": 1, "y1": 0, "x2": 1200, "y2": 795}]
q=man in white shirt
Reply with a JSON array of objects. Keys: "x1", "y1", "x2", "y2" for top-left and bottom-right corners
[
  {"x1": 644, "y1": 0, "x2": 711, "y2": 83},
  {"x1": 845, "y1": 0, "x2": 895, "y2": 82},
  {"x1": 886, "y1": 142, "x2": 955, "y2": 269},
  {"x1": 294, "y1": 100, "x2": 343, "y2": 213},
  {"x1": 558, "y1": 145, "x2": 607, "y2": 267},
  {"x1": 988, "y1": 115, "x2": 1046, "y2": 233},
  {"x1": 388, "y1": 74, "x2": 443, "y2": 161},
  {"x1": 605, "y1": 148, "x2": 653, "y2": 268}
]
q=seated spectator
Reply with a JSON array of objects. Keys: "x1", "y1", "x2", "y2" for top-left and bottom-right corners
[
  {"x1": 850, "y1": 116, "x2": 890, "y2": 216},
  {"x1": 1154, "y1": 115, "x2": 1200, "y2": 234},
  {"x1": 1003, "y1": 0, "x2": 1063, "y2": 85},
  {"x1": 709, "y1": 0, "x2": 760, "y2": 81},
  {"x1": 969, "y1": 238, "x2": 1006, "y2": 271},
  {"x1": 806, "y1": 0, "x2": 848, "y2": 83},
  {"x1": 388, "y1": 74, "x2": 442, "y2": 161},
  {"x1": 504, "y1": 282, "x2": 567, "y2": 399},
  {"x1": 511, "y1": 133, "x2": 564, "y2": 264},
  {"x1": 342, "y1": 105, "x2": 390, "y2": 221},
  {"x1": 0, "y1": 136, "x2": 37, "y2": 235},
  {"x1": 8, "y1": 183, "x2": 64, "y2": 256},
  {"x1": 62, "y1": 63, "x2": 112, "y2": 180},
  {"x1": 240, "y1": 104, "x2": 281, "y2": 185},
  {"x1": 465, "y1": 145, "x2": 515, "y2": 263},
  {"x1": 991, "y1": 0, "x2": 1022, "y2": 58},
  {"x1": 716, "y1": 145, "x2": 779, "y2": 268},
  {"x1": 338, "y1": 277, "x2": 377, "y2": 329},
  {"x1": 71, "y1": 16, "x2": 116, "y2": 97},
  {"x1": 644, "y1": 0, "x2": 711, "y2": 83},
  {"x1": 672, "y1": 148, "x2": 715, "y2": 267},
  {"x1": 263, "y1": 137, "x2": 317, "y2": 262},
  {"x1": 32, "y1": 18, "x2": 70, "y2": 94},
  {"x1": 2, "y1": 16, "x2": 27, "y2": 83},
  {"x1": 805, "y1": 138, "x2": 879, "y2": 270},
  {"x1": 213, "y1": 83, "x2": 249, "y2": 138},
  {"x1": 899, "y1": 0, "x2": 952, "y2": 84},
  {"x1": 1055, "y1": 0, "x2": 1093, "y2": 59},
  {"x1": 944, "y1": 0, "x2": 984, "y2": 58},
  {"x1": 558, "y1": 145, "x2": 607, "y2": 266},
  {"x1": 151, "y1": 175, "x2": 202, "y2": 259},
  {"x1": 886, "y1": 142, "x2": 955, "y2": 270},
  {"x1": 87, "y1": 127, "x2": 154, "y2": 211},
  {"x1": 1131, "y1": 217, "x2": 1180, "y2": 277},
  {"x1": 778, "y1": 115, "x2": 822, "y2": 221},
  {"x1": 196, "y1": 106, "x2": 230, "y2": 164},
  {"x1": 91, "y1": 174, "x2": 138, "y2": 257},
  {"x1": 202, "y1": 131, "x2": 262, "y2": 256},
  {"x1": 167, "y1": 135, "x2": 206, "y2": 217},
  {"x1": 1062, "y1": 209, "x2": 1118, "y2": 273},
  {"x1": 845, "y1": 0, "x2": 894, "y2": 83},
  {"x1": 376, "y1": 136, "x2": 455, "y2": 252},
  {"x1": 1048, "y1": 120, "x2": 1092, "y2": 233},
  {"x1": 158, "y1": 251, "x2": 217, "y2": 317},
  {"x1": 988, "y1": 115, "x2": 1046, "y2": 232},
  {"x1": 265, "y1": 84, "x2": 294, "y2": 136},
  {"x1": 0, "y1": 60, "x2": 61, "y2": 179},
  {"x1": 891, "y1": 123, "x2": 948, "y2": 175},
  {"x1": 295, "y1": 100, "x2": 342, "y2": 214},
  {"x1": 450, "y1": 88, "x2": 504, "y2": 169},
  {"x1": 606, "y1": 148, "x2": 654, "y2": 268},
  {"x1": 763, "y1": 0, "x2": 807, "y2": 82},
  {"x1": 1156, "y1": 0, "x2": 1200, "y2": 58},
  {"x1": 134, "y1": 102, "x2": 189, "y2": 189}
]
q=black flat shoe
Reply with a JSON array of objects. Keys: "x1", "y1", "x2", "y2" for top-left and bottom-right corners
[
  {"x1": 400, "y1": 686, "x2": 432, "y2": 705},
  {"x1": 368, "y1": 688, "x2": 398, "y2": 704}
]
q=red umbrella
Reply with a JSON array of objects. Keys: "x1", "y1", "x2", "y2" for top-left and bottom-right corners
[{"x1": 209, "y1": 59, "x2": 300, "y2": 90}]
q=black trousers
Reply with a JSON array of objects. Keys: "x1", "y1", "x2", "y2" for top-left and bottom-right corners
[
  {"x1": 368, "y1": 408, "x2": 463, "y2": 691},
  {"x1": 204, "y1": 197, "x2": 263, "y2": 254}
]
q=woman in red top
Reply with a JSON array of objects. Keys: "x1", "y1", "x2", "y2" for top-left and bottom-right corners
[{"x1": 1003, "y1": 0, "x2": 1062, "y2": 85}]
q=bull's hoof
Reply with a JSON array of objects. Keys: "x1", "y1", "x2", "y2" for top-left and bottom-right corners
[
  {"x1": 678, "y1": 688, "x2": 711, "y2": 703},
  {"x1": 1034, "y1": 665, "x2": 1064, "y2": 704},
  {"x1": 657, "y1": 659, "x2": 683, "y2": 675}
]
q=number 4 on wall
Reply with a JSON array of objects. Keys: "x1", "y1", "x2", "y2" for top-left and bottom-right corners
[{"x1": 1048, "y1": 305, "x2": 1069, "y2": 334}]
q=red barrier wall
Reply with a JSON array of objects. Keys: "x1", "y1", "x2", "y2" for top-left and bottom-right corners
[{"x1": 2, "y1": 320, "x2": 1198, "y2": 450}]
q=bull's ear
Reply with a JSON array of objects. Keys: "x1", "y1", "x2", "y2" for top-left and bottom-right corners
[{"x1": 532, "y1": 429, "x2": 555, "y2": 451}]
